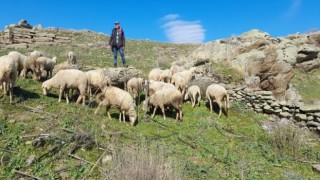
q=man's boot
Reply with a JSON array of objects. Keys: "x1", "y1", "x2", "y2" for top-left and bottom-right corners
[
  {"x1": 123, "y1": 62, "x2": 128, "y2": 67},
  {"x1": 114, "y1": 63, "x2": 117, "y2": 68}
]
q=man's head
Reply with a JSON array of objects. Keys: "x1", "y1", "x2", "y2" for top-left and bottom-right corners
[{"x1": 114, "y1": 21, "x2": 120, "y2": 28}]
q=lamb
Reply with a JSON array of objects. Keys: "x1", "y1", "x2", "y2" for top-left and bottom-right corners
[
  {"x1": 184, "y1": 85, "x2": 201, "y2": 108},
  {"x1": 159, "y1": 69, "x2": 172, "y2": 83},
  {"x1": 21, "y1": 50, "x2": 43, "y2": 79},
  {"x1": 206, "y1": 84, "x2": 229, "y2": 118},
  {"x1": 0, "y1": 55, "x2": 17, "y2": 103},
  {"x1": 7, "y1": 51, "x2": 26, "y2": 76},
  {"x1": 148, "y1": 68, "x2": 162, "y2": 81},
  {"x1": 95, "y1": 86, "x2": 137, "y2": 126},
  {"x1": 170, "y1": 65, "x2": 185, "y2": 75},
  {"x1": 85, "y1": 69, "x2": 111, "y2": 97},
  {"x1": 143, "y1": 87, "x2": 183, "y2": 121},
  {"x1": 36, "y1": 56, "x2": 57, "y2": 79},
  {"x1": 42, "y1": 69, "x2": 88, "y2": 105},
  {"x1": 127, "y1": 77, "x2": 144, "y2": 103},
  {"x1": 68, "y1": 51, "x2": 77, "y2": 64}
]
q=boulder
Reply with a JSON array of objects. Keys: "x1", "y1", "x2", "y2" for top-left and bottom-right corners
[
  {"x1": 101, "y1": 67, "x2": 142, "y2": 89},
  {"x1": 300, "y1": 105, "x2": 320, "y2": 113},
  {"x1": 296, "y1": 45, "x2": 320, "y2": 64}
]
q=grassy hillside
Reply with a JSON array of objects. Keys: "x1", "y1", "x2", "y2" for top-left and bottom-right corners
[{"x1": 1, "y1": 31, "x2": 320, "y2": 179}]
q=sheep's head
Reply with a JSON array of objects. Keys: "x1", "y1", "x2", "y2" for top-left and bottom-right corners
[
  {"x1": 52, "y1": 57, "x2": 57, "y2": 64},
  {"x1": 42, "y1": 82, "x2": 51, "y2": 95}
]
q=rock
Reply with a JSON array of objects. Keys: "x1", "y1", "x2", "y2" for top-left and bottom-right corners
[
  {"x1": 255, "y1": 108, "x2": 263, "y2": 113},
  {"x1": 26, "y1": 155, "x2": 36, "y2": 166},
  {"x1": 306, "y1": 121, "x2": 320, "y2": 127},
  {"x1": 279, "y1": 112, "x2": 292, "y2": 118},
  {"x1": 282, "y1": 106, "x2": 290, "y2": 112},
  {"x1": 274, "y1": 109, "x2": 282, "y2": 114},
  {"x1": 307, "y1": 116, "x2": 314, "y2": 121},
  {"x1": 296, "y1": 58, "x2": 320, "y2": 72},
  {"x1": 300, "y1": 105, "x2": 320, "y2": 113},
  {"x1": 313, "y1": 113, "x2": 320, "y2": 118},
  {"x1": 101, "y1": 67, "x2": 142, "y2": 89},
  {"x1": 189, "y1": 75, "x2": 218, "y2": 96},
  {"x1": 102, "y1": 155, "x2": 113, "y2": 164},
  {"x1": 261, "y1": 96, "x2": 275, "y2": 100},
  {"x1": 294, "y1": 113, "x2": 307, "y2": 121},
  {"x1": 315, "y1": 118, "x2": 320, "y2": 123},
  {"x1": 263, "y1": 105, "x2": 274, "y2": 114},
  {"x1": 25, "y1": 141, "x2": 32, "y2": 145},
  {"x1": 296, "y1": 45, "x2": 320, "y2": 64},
  {"x1": 8, "y1": 119, "x2": 16, "y2": 123},
  {"x1": 245, "y1": 76, "x2": 261, "y2": 91}
]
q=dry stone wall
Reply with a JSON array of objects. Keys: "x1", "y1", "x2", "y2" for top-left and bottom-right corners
[
  {"x1": 0, "y1": 27, "x2": 71, "y2": 49},
  {"x1": 229, "y1": 87, "x2": 320, "y2": 134}
]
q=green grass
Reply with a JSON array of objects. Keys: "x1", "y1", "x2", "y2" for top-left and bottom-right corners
[
  {"x1": 291, "y1": 69, "x2": 320, "y2": 104},
  {"x1": 1, "y1": 30, "x2": 320, "y2": 179}
]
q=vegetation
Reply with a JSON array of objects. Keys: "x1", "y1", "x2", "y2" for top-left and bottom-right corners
[{"x1": 0, "y1": 30, "x2": 320, "y2": 179}]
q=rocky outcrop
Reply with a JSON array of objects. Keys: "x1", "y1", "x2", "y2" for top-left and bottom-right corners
[
  {"x1": 101, "y1": 67, "x2": 143, "y2": 89},
  {"x1": 185, "y1": 29, "x2": 320, "y2": 101}
]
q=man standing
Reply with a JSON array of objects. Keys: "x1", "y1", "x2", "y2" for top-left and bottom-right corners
[{"x1": 108, "y1": 21, "x2": 127, "y2": 68}]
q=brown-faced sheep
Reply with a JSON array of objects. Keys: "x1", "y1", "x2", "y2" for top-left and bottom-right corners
[
  {"x1": 0, "y1": 55, "x2": 17, "y2": 103},
  {"x1": 143, "y1": 88, "x2": 183, "y2": 121},
  {"x1": 206, "y1": 84, "x2": 229, "y2": 118},
  {"x1": 184, "y1": 85, "x2": 201, "y2": 108},
  {"x1": 42, "y1": 69, "x2": 88, "y2": 105},
  {"x1": 95, "y1": 86, "x2": 137, "y2": 126}
]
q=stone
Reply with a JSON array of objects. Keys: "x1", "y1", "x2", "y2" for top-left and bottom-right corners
[
  {"x1": 315, "y1": 118, "x2": 320, "y2": 123},
  {"x1": 261, "y1": 96, "x2": 275, "y2": 100},
  {"x1": 279, "y1": 112, "x2": 292, "y2": 118},
  {"x1": 300, "y1": 105, "x2": 320, "y2": 113},
  {"x1": 263, "y1": 105, "x2": 274, "y2": 114},
  {"x1": 307, "y1": 116, "x2": 314, "y2": 121},
  {"x1": 274, "y1": 109, "x2": 282, "y2": 114},
  {"x1": 26, "y1": 155, "x2": 36, "y2": 166},
  {"x1": 282, "y1": 106, "x2": 290, "y2": 112},
  {"x1": 306, "y1": 121, "x2": 320, "y2": 127},
  {"x1": 102, "y1": 155, "x2": 113, "y2": 164},
  {"x1": 294, "y1": 113, "x2": 307, "y2": 121},
  {"x1": 260, "y1": 91, "x2": 273, "y2": 96},
  {"x1": 8, "y1": 119, "x2": 16, "y2": 123},
  {"x1": 102, "y1": 67, "x2": 143, "y2": 89},
  {"x1": 255, "y1": 108, "x2": 263, "y2": 113},
  {"x1": 246, "y1": 103, "x2": 253, "y2": 107},
  {"x1": 270, "y1": 102, "x2": 280, "y2": 107},
  {"x1": 313, "y1": 112, "x2": 320, "y2": 118}
]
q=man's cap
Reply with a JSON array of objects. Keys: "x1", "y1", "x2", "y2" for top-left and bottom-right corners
[{"x1": 114, "y1": 21, "x2": 120, "y2": 24}]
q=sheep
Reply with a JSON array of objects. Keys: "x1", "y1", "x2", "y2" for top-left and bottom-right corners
[
  {"x1": 170, "y1": 65, "x2": 185, "y2": 75},
  {"x1": 148, "y1": 68, "x2": 162, "y2": 81},
  {"x1": 143, "y1": 87, "x2": 183, "y2": 121},
  {"x1": 7, "y1": 51, "x2": 26, "y2": 76},
  {"x1": 68, "y1": 51, "x2": 77, "y2": 64},
  {"x1": 42, "y1": 69, "x2": 88, "y2": 105},
  {"x1": 21, "y1": 50, "x2": 43, "y2": 79},
  {"x1": 144, "y1": 80, "x2": 176, "y2": 98},
  {"x1": 127, "y1": 77, "x2": 144, "y2": 103},
  {"x1": 171, "y1": 67, "x2": 196, "y2": 85},
  {"x1": 0, "y1": 55, "x2": 17, "y2": 103},
  {"x1": 159, "y1": 69, "x2": 172, "y2": 83},
  {"x1": 36, "y1": 56, "x2": 57, "y2": 79},
  {"x1": 85, "y1": 69, "x2": 111, "y2": 98},
  {"x1": 95, "y1": 86, "x2": 137, "y2": 126},
  {"x1": 206, "y1": 84, "x2": 229, "y2": 118},
  {"x1": 184, "y1": 85, "x2": 201, "y2": 108}
]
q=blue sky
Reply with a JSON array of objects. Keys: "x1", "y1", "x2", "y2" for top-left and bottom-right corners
[{"x1": 0, "y1": 0, "x2": 319, "y2": 43}]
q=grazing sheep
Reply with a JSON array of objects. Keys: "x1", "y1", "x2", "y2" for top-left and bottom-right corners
[
  {"x1": 36, "y1": 56, "x2": 57, "y2": 79},
  {"x1": 53, "y1": 61, "x2": 76, "y2": 74},
  {"x1": 85, "y1": 69, "x2": 111, "y2": 97},
  {"x1": 95, "y1": 86, "x2": 137, "y2": 126},
  {"x1": 148, "y1": 68, "x2": 162, "y2": 81},
  {"x1": 184, "y1": 85, "x2": 201, "y2": 108},
  {"x1": 172, "y1": 74, "x2": 188, "y2": 96},
  {"x1": 21, "y1": 51, "x2": 43, "y2": 79},
  {"x1": 143, "y1": 87, "x2": 183, "y2": 121},
  {"x1": 171, "y1": 67, "x2": 196, "y2": 85},
  {"x1": 0, "y1": 55, "x2": 17, "y2": 103},
  {"x1": 159, "y1": 69, "x2": 172, "y2": 83},
  {"x1": 68, "y1": 51, "x2": 77, "y2": 64},
  {"x1": 144, "y1": 80, "x2": 176, "y2": 98},
  {"x1": 127, "y1": 77, "x2": 144, "y2": 103},
  {"x1": 42, "y1": 69, "x2": 88, "y2": 105},
  {"x1": 170, "y1": 65, "x2": 185, "y2": 75},
  {"x1": 7, "y1": 51, "x2": 26, "y2": 76},
  {"x1": 206, "y1": 84, "x2": 229, "y2": 118}
]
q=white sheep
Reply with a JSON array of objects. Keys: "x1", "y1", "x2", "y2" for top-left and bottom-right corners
[
  {"x1": 127, "y1": 77, "x2": 144, "y2": 103},
  {"x1": 85, "y1": 69, "x2": 111, "y2": 97},
  {"x1": 95, "y1": 86, "x2": 137, "y2": 126},
  {"x1": 21, "y1": 50, "x2": 43, "y2": 79},
  {"x1": 159, "y1": 69, "x2": 172, "y2": 83},
  {"x1": 206, "y1": 84, "x2": 229, "y2": 118},
  {"x1": 7, "y1": 51, "x2": 26, "y2": 76},
  {"x1": 148, "y1": 68, "x2": 162, "y2": 81},
  {"x1": 144, "y1": 80, "x2": 176, "y2": 98},
  {"x1": 143, "y1": 87, "x2": 183, "y2": 121},
  {"x1": 36, "y1": 56, "x2": 57, "y2": 79},
  {"x1": 184, "y1": 85, "x2": 201, "y2": 108},
  {"x1": 42, "y1": 69, "x2": 88, "y2": 105},
  {"x1": 0, "y1": 55, "x2": 17, "y2": 103},
  {"x1": 170, "y1": 65, "x2": 185, "y2": 75},
  {"x1": 171, "y1": 67, "x2": 196, "y2": 85},
  {"x1": 68, "y1": 51, "x2": 77, "y2": 64}
]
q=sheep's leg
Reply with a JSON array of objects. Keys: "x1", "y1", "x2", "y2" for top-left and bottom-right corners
[
  {"x1": 151, "y1": 106, "x2": 157, "y2": 118},
  {"x1": 198, "y1": 94, "x2": 201, "y2": 107},
  {"x1": 217, "y1": 100, "x2": 223, "y2": 118},
  {"x1": 82, "y1": 95, "x2": 86, "y2": 106},
  {"x1": 9, "y1": 83, "x2": 13, "y2": 103},
  {"x1": 106, "y1": 107, "x2": 112, "y2": 119},
  {"x1": 94, "y1": 102, "x2": 102, "y2": 114},
  {"x1": 208, "y1": 97, "x2": 213, "y2": 113},
  {"x1": 3, "y1": 82, "x2": 7, "y2": 95},
  {"x1": 180, "y1": 108, "x2": 183, "y2": 121},
  {"x1": 58, "y1": 87, "x2": 64, "y2": 102},
  {"x1": 122, "y1": 111, "x2": 126, "y2": 123},
  {"x1": 64, "y1": 89, "x2": 69, "y2": 104},
  {"x1": 160, "y1": 105, "x2": 166, "y2": 120},
  {"x1": 191, "y1": 95, "x2": 195, "y2": 108},
  {"x1": 119, "y1": 112, "x2": 122, "y2": 122}
]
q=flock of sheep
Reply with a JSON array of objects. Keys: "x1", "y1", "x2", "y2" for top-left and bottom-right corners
[{"x1": 0, "y1": 50, "x2": 230, "y2": 126}]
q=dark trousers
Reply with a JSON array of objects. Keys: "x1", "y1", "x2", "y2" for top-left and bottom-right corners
[{"x1": 112, "y1": 46, "x2": 126, "y2": 65}]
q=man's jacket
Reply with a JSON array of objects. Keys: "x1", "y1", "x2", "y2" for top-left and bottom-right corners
[{"x1": 108, "y1": 28, "x2": 125, "y2": 48}]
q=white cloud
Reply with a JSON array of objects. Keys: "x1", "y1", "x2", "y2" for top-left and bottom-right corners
[
  {"x1": 161, "y1": 14, "x2": 205, "y2": 43},
  {"x1": 284, "y1": 0, "x2": 302, "y2": 17}
]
